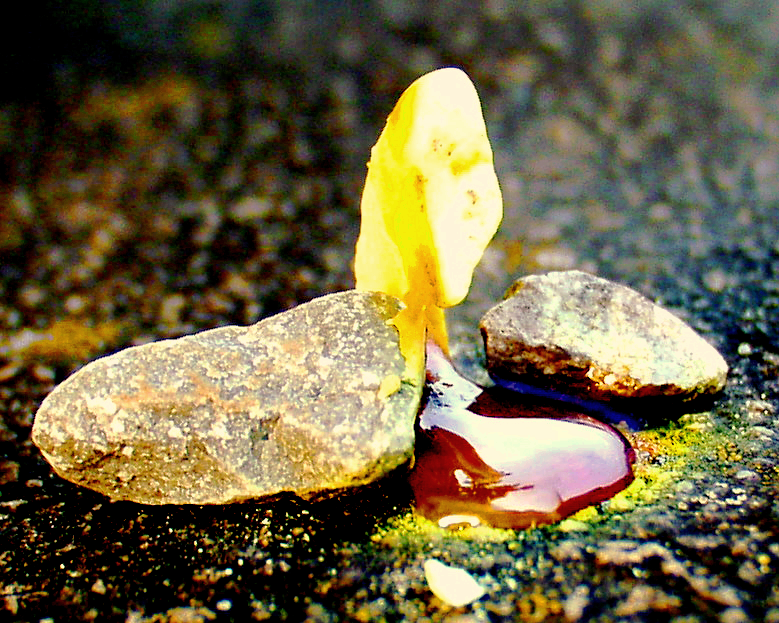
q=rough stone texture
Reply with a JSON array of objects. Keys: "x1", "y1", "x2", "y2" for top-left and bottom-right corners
[
  {"x1": 480, "y1": 271, "x2": 728, "y2": 401},
  {"x1": 32, "y1": 290, "x2": 423, "y2": 504}
]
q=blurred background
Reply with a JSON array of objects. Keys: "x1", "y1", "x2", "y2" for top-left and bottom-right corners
[
  {"x1": 4, "y1": 1, "x2": 779, "y2": 328},
  {"x1": 2, "y1": 0, "x2": 778, "y2": 368}
]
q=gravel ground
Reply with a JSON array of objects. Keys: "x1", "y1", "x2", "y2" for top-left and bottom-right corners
[{"x1": 1, "y1": 2, "x2": 779, "y2": 621}]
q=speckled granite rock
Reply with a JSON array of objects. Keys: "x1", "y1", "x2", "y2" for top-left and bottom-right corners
[
  {"x1": 480, "y1": 271, "x2": 728, "y2": 401},
  {"x1": 32, "y1": 290, "x2": 423, "y2": 504}
]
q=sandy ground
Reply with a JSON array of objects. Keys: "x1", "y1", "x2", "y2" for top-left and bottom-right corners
[{"x1": 1, "y1": 2, "x2": 778, "y2": 621}]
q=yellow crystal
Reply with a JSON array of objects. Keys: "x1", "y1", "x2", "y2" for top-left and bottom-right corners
[{"x1": 354, "y1": 68, "x2": 502, "y2": 378}]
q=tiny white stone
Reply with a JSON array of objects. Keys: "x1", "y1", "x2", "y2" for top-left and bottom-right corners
[{"x1": 424, "y1": 559, "x2": 485, "y2": 607}]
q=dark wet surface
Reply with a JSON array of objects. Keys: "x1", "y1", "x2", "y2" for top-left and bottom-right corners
[{"x1": 2, "y1": 2, "x2": 779, "y2": 621}]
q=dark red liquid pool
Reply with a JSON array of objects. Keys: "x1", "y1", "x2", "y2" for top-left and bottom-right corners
[{"x1": 409, "y1": 343, "x2": 636, "y2": 530}]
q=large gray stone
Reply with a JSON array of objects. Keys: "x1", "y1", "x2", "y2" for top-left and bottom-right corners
[
  {"x1": 480, "y1": 271, "x2": 728, "y2": 402},
  {"x1": 32, "y1": 290, "x2": 423, "y2": 504}
]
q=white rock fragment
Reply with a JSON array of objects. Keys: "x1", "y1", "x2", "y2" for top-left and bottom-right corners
[{"x1": 424, "y1": 559, "x2": 485, "y2": 608}]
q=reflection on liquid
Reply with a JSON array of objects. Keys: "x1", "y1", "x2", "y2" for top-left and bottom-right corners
[{"x1": 409, "y1": 343, "x2": 636, "y2": 529}]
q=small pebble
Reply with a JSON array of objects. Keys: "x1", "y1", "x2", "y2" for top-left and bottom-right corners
[
  {"x1": 215, "y1": 599, "x2": 232, "y2": 612},
  {"x1": 0, "y1": 461, "x2": 20, "y2": 485},
  {"x1": 675, "y1": 480, "x2": 695, "y2": 494},
  {"x1": 0, "y1": 363, "x2": 21, "y2": 382},
  {"x1": 91, "y1": 579, "x2": 107, "y2": 594},
  {"x1": 64, "y1": 294, "x2": 89, "y2": 314},
  {"x1": 720, "y1": 607, "x2": 749, "y2": 623},
  {"x1": 480, "y1": 270, "x2": 728, "y2": 403},
  {"x1": 563, "y1": 585, "x2": 590, "y2": 622},
  {"x1": 737, "y1": 342, "x2": 753, "y2": 356},
  {"x1": 424, "y1": 560, "x2": 485, "y2": 608},
  {"x1": 734, "y1": 469, "x2": 759, "y2": 482},
  {"x1": 703, "y1": 269, "x2": 729, "y2": 293},
  {"x1": 31, "y1": 364, "x2": 56, "y2": 383}
]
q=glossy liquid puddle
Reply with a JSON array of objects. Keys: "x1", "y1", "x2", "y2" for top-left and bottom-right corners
[{"x1": 409, "y1": 343, "x2": 636, "y2": 530}]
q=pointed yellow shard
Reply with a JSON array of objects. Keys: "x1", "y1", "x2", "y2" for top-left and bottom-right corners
[{"x1": 354, "y1": 68, "x2": 503, "y2": 378}]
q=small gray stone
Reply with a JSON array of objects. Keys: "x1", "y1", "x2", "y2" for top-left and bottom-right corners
[
  {"x1": 479, "y1": 271, "x2": 728, "y2": 401},
  {"x1": 32, "y1": 290, "x2": 423, "y2": 504}
]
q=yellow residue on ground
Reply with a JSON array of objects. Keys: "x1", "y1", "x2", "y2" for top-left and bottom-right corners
[
  {"x1": 2, "y1": 319, "x2": 124, "y2": 362},
  {"x1": 514, "y1": 589, "x2": 564, "y2": 623},
  {"x1": 376, "y1": 374, "x2": 402, "y2": 399},
  {"x1": 370, "y1": 512, "x2": 516, "y2": 548},
  {"x1": 630, "y1": 426, "x2": 705, "y2": 459},
  {"x1": 567, "y1": 505, "x2": 600, "y2": 523},
  {"x1": 70, "y1": 74, "x2": 198, "y2": 144}
]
